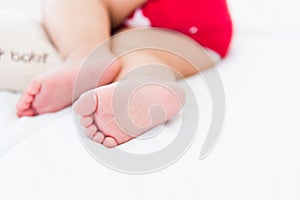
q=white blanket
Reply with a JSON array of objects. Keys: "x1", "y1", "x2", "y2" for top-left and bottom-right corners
[{"x1": 0, "y1": 0, "x2": 300, "y2": 199}]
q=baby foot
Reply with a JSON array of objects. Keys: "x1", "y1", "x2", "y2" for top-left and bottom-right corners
[
  {"x1": 16, "y1": 54, "x2": 120, "y2": 117},
  {"x1": 16, "y1": 68, "x2": 76, "y2": 116},
  {"x1": 73, "y1": 81, "x2": 186, "y2": 148}
]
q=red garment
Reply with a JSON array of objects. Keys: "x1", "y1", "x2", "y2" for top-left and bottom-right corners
[{"x1": 126, "y1": 0, "x2": 233, "y2": 58}]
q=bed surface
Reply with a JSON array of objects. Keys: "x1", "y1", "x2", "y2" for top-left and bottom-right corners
[{"x1": 0, "y1": 0, "x2": 300, "y2": 199}]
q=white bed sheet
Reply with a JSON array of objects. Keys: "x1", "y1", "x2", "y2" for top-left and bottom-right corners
[{"x1": 0, "y1": 0, "x2": 300, "y2": 199}]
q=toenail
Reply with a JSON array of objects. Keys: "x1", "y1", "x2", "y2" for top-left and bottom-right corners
[
  {"x1": 103, "y1": 138, "x2": 118, "y2": 148},
  {"x1": 93, "y1": 132, "x2": 104, "y2": 143}
]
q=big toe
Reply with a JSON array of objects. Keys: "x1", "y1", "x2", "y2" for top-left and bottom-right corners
[
  {"x1": 73, "y1": 90, "x2": 98, "y2": 116},
  {"x1": 16, "y1": 99, "x2": 30, "y2": 110},
  {"x1": 27, "y1": 79, "x2": 42, "y2": 95}
]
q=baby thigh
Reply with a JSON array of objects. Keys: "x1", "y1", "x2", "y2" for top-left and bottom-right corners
[{"x1": 111, "y1": 28, "x2": 215, "y2": 80}]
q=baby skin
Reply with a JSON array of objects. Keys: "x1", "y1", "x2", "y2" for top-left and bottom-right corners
[
  {"x1": 73, "y1": 51, "x2": 186, "y2": 147},
  {"x1": 16, "y1": 0, "x2": 214, "y2": 147},
  {"x1": 16, "y1": 48, "x2": 121, "y2": 116}
]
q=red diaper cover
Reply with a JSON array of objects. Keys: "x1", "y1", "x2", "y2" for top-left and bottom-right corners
[{"x1": 124, "y1": 0, "x2": 233, "y2": 58}]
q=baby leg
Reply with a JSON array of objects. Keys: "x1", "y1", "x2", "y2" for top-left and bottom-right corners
[
  {"x1": 16, "y1": 0, "x2": 146, "y2": 117},
  {"x1": 73, "y1": 26, "x2": 216, "y2": 147}
]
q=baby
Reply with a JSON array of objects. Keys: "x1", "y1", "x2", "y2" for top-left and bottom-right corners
[{"x1": 16, "y1": 0, "x2": 232, "y2": 147}]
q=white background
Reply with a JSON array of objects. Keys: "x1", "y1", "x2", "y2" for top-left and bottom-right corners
[{"x1": 0, "y1": 0, "x2": 300, "y2": 199}]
